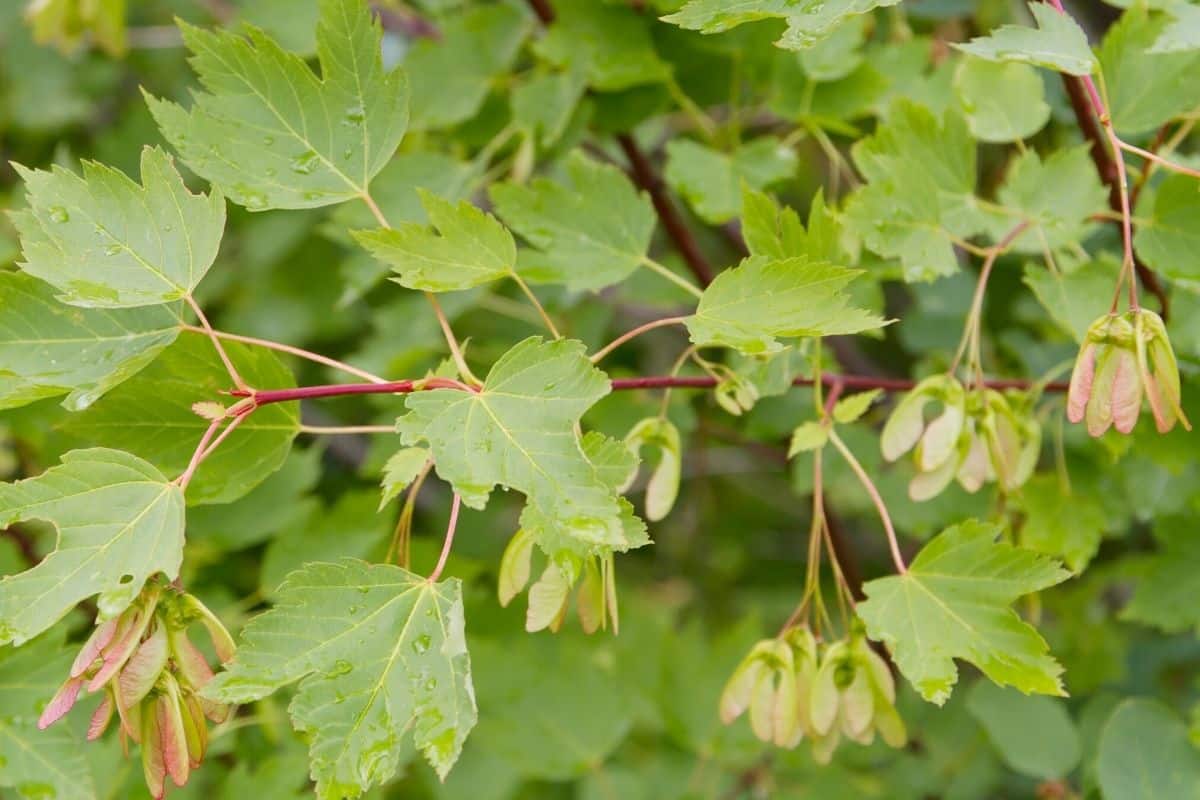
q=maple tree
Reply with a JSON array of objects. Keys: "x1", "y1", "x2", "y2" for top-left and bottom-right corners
[{"x1": 3, "y1": 0, "x2": 1200, "y2": 797}]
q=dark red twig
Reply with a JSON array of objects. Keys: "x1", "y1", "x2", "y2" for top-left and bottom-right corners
[
  {"x1": 2, "y1": 526, "x2": 39, "y2": 566},
  {"x1": 239, "y1": 372, "x2": 1068, "y2": 408},
  {"x1": 526, "y1": 0, "x2": 555, "y2": 24},
  {"x1": 616, "y1": 134, "x2": 717, "y2": 287},
  {"x1": 610, "y1": 374, "x2": 1069, "y2": 392}
]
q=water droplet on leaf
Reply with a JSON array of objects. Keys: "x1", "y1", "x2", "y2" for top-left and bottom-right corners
[{"x1": 291, "y1": 151, "x2": 320, "y2": 175}]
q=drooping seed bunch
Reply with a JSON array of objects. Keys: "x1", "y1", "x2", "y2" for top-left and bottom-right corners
[
  {"x1": 881, "y1": 376, "x2": 1041, "y2": 500},
  {"x1": 38, "y1": 581, "x2": 235, "y2": 799},
  {"x1": 499, "y1": 530, "x2": 623, "y2": 635},
  {"x1": 1067, "y1": 309, "x2": 1191, "y2": 436},
  {"x1": 720, "y1": 624, "x2": 906, "y2": 763}
]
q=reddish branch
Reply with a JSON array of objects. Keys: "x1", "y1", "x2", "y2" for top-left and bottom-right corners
[
  {"x1": 237, "y1": 372, "x2": 1068, "y2": 409},
  {"x1": 523, "y1": 0, "x2": 718, "y2": 288},
  {"x1": 616, "y1": 135, "x2": 717, "y2": 287},
  {"x1": 2, "y1": 526, "x2": 39, "y2": 566}
]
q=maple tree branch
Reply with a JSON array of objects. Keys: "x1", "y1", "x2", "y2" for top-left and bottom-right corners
[
  {"x1": 526, "y1": 0, "x2": 555, "y2": 23},
  {"x1": 238, "y1": 372, "x2": 1068, "y2": 409},
  {"x1": 3, "y1": 525, "x2": 40, "y2": 566},
  {"x1": 618, "y1": 135, "x2": 718, "y2": 287}
]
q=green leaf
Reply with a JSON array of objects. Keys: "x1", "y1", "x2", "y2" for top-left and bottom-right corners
[
  {"x1": 490, "y1": 154, "x2": 656, "y2": 291},
  {"x1": 188, "y1": 446, "x2": 322, "y2": 552},
  {"x1": 954, "y1": 3, "x2": 1097, "y2": 76},
  {"x1": 1134, "y1": 172, "x2": 1200, "y2": 281},
  {"x1": 379, "y1": 447, "x2": 429, "y2": 510},
  {"x1": 327, "y1": 151, "x2": 478, "y2": 242},
  {"x1": 1122, "y1": 520, "x2": 1200, "y2": 634},
  {"x1": 685, "y1": 256, "x2": 888, "y2": 354},
  {"x1": 1097, "y1": 699, "x2": 1200, "y2": 799},
  {"x1": 662, "y1": 0, "x2": 904, "y2": 51},
  {"x1": 1151, "y1": 2, "x2": 1200, "y2": 53},
  {"x1": 468, "y1": 634, "x2": 636, "y2": 781},
  {"x1": 799, "y1": 15, "x2": 869, "y2": 81},
  {"x1": 534, "y1": 0, "x2": 669, "y2": 90},
  {"x1": 1022, "y1": 257, "x2": 1118, "y2": 343},
  {"x1": 1099, "y1": 6, "x2": 1200, "y2": 136},
  {"x1": 407, "y1": 3, "x2": 529, "y2": 130},
  {"x1": 0, "y1": 631, "x2": 98, "y2": 797},
  {"x1": 0, "y1": 631, "x2": 73, "y2": 719},
  {"x1": 833, "y1": 389, "x2": 881, "y2": 424},
  {"x1": 353, "y1": 190, "x2": 516, "y2": 292},
  {"x1": 145, "y1": 0, "x2": 409, "y2": 210},
  {"x1": 0, "y1": 271, "x2": 181, "y2": 412},
  {"x1": 511, "y1": 68, "x2": 589, "y2": 145},
  {"x1": 11, "y1": 146, "x2": 225, "y2": 307},
  {"x1": 953, "y1": 58, "x2": 1050, "y2": 143},
  {"x1": 233, "y1": 0, "x2": 321, "y2": 56},
  {"x1": 858, "y1": 520, "x2": 1071, "y2": 705},
  {"x1": 327, "y1": 151, "x2": 477, "y2": 302},
  {"x1": 260, "y1": 491, "x2": 390, "y2": 598},
  {"x1": 205, "y1": 560, "x2": 476, "y2": 794},
  {"x1": 0, "y1": 448, "x2": 185, "y2": 646},
  {"x1": 396, "y1": 337, "x2": 628, "y2": 545},
  {"x1": 964, "y1": 680, "x2": 1081, "y2": 780},
  {"x1": 788, "y1": 421, "x2": 829, "y2": 456},
  {"x1": 741, "y1": 187, "x2": 807, "y2": 260},
  {"x1": 0, "y1": 719, "x2": 95, "y2": 800},
  {"x1": 520, "y1": 432, "x2": 648, "y2": 563},
  {"x1": 996, "y1": 146, "x2": 1108, "y2": 253},
  {"x1": 845, "y1": 101, "x2": 984, "y2": 281},
  {"x1": 664, "y1": 138, "x2": 798, "y2": 224},
  {"x1": 26, "y1": 0, "x2": 127, "y2": 57},
  {"x1": 1018, "y1": 475, "x2": 1108, "y2": 572},
  {"x1": 63, "y1": 332, "x2": 299, "y2": 506}
]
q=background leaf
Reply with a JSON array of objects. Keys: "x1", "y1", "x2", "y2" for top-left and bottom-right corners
[
  {"x1": 0, "y1": 271, "x2": 181, "y2": 412},
  {"x1": 964, "y1": 680, "x2": 1080, "y2": 780},
  {"x1": 63, "y1": 332, "x2": 299, "y2": 505},
  {"x1": 490, "y1": 154, "x2": 656, "y2": 291},
  {"x1": 1097, "y1": 698, "x2": 1200, "y2": 799}
]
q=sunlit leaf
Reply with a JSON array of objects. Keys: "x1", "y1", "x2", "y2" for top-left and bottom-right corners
[
  {"x1": 206, "y1": 560, "x2": 475, "y2": 795},
  {"x1": 858, "y1": 520, "x2": 1070, "y2": 704},
  {"x1": 11, "y1": 146, "x2": 224, "y2": 307},
  {"x1": 0, "y1": 449, "x2": 184, "y2": 646}
]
